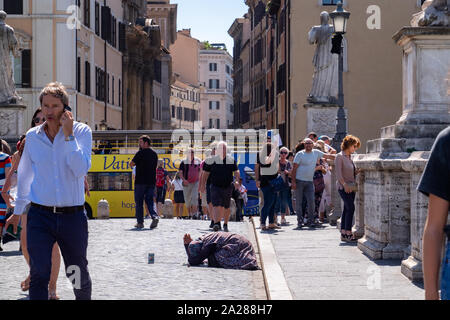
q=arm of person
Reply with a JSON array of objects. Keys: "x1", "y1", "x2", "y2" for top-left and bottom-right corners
[
  {"x1": 291, "y1": 163, "x2": 298, "y2": 190},
  {"x1": 5, "y1": 139, "x2": 34, "y2": 233},
  {"x1": 334, "y1": 154, "x2": 349, "y2": 192},
  {"x1": 198, "y1": 170, "x2": 204, "y2": 191},
  {"x1": 422, "y1": 194, "x2": 449, "y2": 300},
  {"x1": 64, "y1": 124, "x2": 92, "y2": 178},
  {"x1": 1, "y1": 166, "x2": 12, "y2": 208},
  {"x1": 323, "y1": 153, "x2": 336, "y2": 161},
  {"x1": 418, "y1": 130, "x2": 450, "y2": 300},
  {"x1": 200, "y1": 172, "x2": 210, "y2": 193},
  {"x1": 254, "y1": 163, "x2": 260, "y2": 189}
]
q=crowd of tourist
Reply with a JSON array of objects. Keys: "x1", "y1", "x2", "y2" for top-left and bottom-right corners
[{"x1": 254, "y1": 131, "x2": 361, "y2": 244}]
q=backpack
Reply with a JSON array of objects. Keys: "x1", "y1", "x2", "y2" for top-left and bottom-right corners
[{"x1": 156, "y1": 168, "x2": 166, "y2": 187}]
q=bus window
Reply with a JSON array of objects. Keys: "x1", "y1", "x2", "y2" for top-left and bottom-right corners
[{"x1": 88, "y1": 172, "x2": 132, "y2": 191}]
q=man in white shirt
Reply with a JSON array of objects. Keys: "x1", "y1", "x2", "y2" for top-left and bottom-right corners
[
  {"x1": 291, "y1": 138, "x2": 335, "y2": 228},
  {"x1": 6, "y1": 82, "x2": 92, "y2": 300}
]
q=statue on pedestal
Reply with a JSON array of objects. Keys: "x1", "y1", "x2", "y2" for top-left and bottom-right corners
[
  {"x1": 307, "y1": 11, "x2": 339, "y2": 104},
  {"x1": 411, "y1": 0, "x2": 450, "y2": 27},
  {"x1": 0, "y1": 10, "x2": 21, "y2": 105}
]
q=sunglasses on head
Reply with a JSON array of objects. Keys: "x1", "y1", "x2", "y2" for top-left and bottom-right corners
[{"x1": 33, "y1": 117, "x2": 45, "y2": 124}]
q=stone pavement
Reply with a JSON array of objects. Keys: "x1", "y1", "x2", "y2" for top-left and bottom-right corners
[
  {"x1": 254, "y1": 215, "x2": 425, "y2": 300},
  {"x1": 0, "y1": 218, "x2": 266, "y2": 300}
]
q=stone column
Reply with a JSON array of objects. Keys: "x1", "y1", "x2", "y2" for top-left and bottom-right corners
[
  {"x1": 354, "y1": 28, "x2": 450, "y2": 279},
  {"x1": 353, "y1": 169, "x2": 365, "y2": 238},
  {"x1": 400, "y1": 154, "x2": 429, "y2": 280},
  {"x1": 328, "y1": 166, "x2": 342, "y2": 226},
  {"x1": 0, "y1": 103, "x2": 26, "y2": 142}
]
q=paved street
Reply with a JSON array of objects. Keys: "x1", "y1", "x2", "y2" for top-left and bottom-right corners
[
  {"x1": 255, "y1": 215, "x2": 425, "y2": 300},
  {"x1": 0, "y1": 218, "x2": 266, "y2": 300},
  {"x1": 0, "y1": 214, "x2": 427, "y2": 300}
]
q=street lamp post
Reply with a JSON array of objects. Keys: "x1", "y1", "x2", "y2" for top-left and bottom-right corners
[{"x1": 330, "y1": 1, "x2": 350, "y2": 153}]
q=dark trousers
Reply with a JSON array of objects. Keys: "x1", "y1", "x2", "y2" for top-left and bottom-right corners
[
  {"x1": 27, "y1": 205, "x2": 92, "y2": 300},
  {"x1": 235, "y1": 198, "x2": 244, "y2": 221},
  {"x1": 134, "y1": 184, "x2": 158, "y2": 224},
  {"x1": 338, "y1": 189, "x2": 356, "y2": 231},
  {"x1": 260, "y1": 185, "x2": 276, "y2": 225}
]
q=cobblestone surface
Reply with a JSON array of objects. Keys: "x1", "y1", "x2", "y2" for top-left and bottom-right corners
[
  {"x1": 0, "y1": 218, "x2": 266, "y2": 300},
  {"x1": 262, "y1": 215, "x2": 425, "y2": 300}
]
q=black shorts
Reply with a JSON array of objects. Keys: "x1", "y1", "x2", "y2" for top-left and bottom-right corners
[
  {"x1": 174, "y1": 190, "x2": 185, "y2": 204},
  {"x1": 210, "y1": 184, "x2": 233, "y2": 209},
  {"x1": 206, "y1": 184, "x2": 212, "y2": 204},
  {"x1": 156, "y1": 186, "x2": 166, "y2": 204}
]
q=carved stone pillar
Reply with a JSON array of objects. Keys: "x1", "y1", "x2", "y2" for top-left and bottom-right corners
[{"x1": 0, "y1": 103, "x2": 26, "y2": 142}]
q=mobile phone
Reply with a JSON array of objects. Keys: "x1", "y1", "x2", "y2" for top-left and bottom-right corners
[
  {"x1": 267, "y1": 130, "x2": 272, "y2": 139},
  {"x1": 64, "y1": 104, "x2": 72, "y2": 112}
]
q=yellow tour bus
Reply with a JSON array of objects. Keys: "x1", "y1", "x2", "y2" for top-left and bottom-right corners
[{"x1": 85, "y1": 153, "x2": 190, "y2": 219}]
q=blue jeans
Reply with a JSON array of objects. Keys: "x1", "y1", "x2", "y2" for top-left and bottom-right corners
[
  {"x1": 295, "y1": 180, "x2": 315, "y2": 225},
  {"x1": 338, "y1": 189, "x2": 356, "y2": 231},
  {"x1": 260, "y1": 185, "x2": 276, "y2": 225},
  {"x1": 27, "y1": 205, "x2": 91, "y2": 300},
  {"x1": 441, "y1": 243, "x2": 450, "y2": 300},
  {"x1": 134, "y1": 184, "x2": 158, "y2": 224},
  {"x1": 274, "y1": 188, "x2": 290, "y2": 215}
]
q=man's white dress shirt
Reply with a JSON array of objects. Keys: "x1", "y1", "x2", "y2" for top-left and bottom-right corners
[{"x1": 14, "y1": 121, "x2": 92, "y2": 215}]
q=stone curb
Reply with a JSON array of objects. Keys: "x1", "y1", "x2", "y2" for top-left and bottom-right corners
[{"x1": 250, "y1": 217, "x2": 293, "y2": 300}]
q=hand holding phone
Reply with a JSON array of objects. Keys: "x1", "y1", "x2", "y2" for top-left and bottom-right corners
[{"x1": 60, "y1": 105, "x2": 74, "y2": 138}]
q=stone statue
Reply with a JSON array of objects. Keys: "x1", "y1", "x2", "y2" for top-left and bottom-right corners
[
  {"x1": 0, "y1": 10, "x2": 21, "y2": 105},
  {"x1": 307, "y1": 11, "x2": 339, "y2": 104},
  {"x1": 411, "y1": 0, "x2": 450, "y2": 27}
]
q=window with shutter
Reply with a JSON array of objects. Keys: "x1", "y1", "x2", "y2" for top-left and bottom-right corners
[
  {"x1": 112, "y1": 76, "x2": 115, "y2": 105},
  {"x1": 101, "y1": 6, "x2": 111, "y2": 42},
  {"x1": 119, "y1": 79, "x2": 121, "y2": 107},
  {"x1": 77, "y1": 57, "x2": 81, "y2": 92},
  {"x1": 95, "y1": 2, "x2": 100, "y2": 36},
  {"x1": 21, "y1": 49, "x2": 31, "y2": 88},
  {"x1": 84, "y1": 0, "x2": 90, "y2": 28},
  {"x1": 4, "y1": 0, "x2": 23, "y2": 14},
  {"x1": 85, "y1": 61, "x2": 91, "y2": 96},
  {"x1": 119, "y1": 22, "x2": 126, "y2": 52}
]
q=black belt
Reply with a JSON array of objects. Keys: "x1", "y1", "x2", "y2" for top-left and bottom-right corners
[{"x1": 31, "y1": 202, "x2": 84, "y2": 214}]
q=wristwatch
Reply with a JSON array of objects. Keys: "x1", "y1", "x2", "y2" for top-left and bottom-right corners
[{"x1": 65, "y1": 135, "x2": 75, "y2": 142}]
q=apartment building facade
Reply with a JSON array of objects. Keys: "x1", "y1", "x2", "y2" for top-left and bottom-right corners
[
  {"x1": 170, "y1": 76, "x2": 201, "y2": 130},
  {"x1": 228, "y1": 15, "x2": 251, "y2": 129},
  {"x1": 199, "y1": 45, "x2": 234, "y2": 129},
  {"x1": 1, "y1": 0, "x2": 124, "y2": 130},
  {"x1": 169, "y1": 29, "x2": 201, "y2": 129},
  {"x1": 239, "y1": 0, "x2": 425, "y2": 150},
  {"x1": 147, "y1": 0, "x2": 177, "y2": 130}
]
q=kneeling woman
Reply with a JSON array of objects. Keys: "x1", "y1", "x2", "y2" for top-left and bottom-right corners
[{"x1": 183, "y1": 232, "x2": 259, "y2": 270}]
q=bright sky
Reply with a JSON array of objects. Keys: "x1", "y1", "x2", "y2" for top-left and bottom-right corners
[{"x1": 171, "y1": 0, "x2": 249, "y2": 56}]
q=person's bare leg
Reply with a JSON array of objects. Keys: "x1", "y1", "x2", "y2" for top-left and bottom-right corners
[
  {"x1": 209, "y1": 203, "x2": 214, "y2": 221},
  {"x1": 224, "y1": 208, "x2": 231, "y2": 224},
  {"x1": 48, "y1": 243, "x2": 61, "y2": 299},
  {"x1": 202, "y1": 206, "x2": 209, "y2": 219},
  {"x1": 178, "y1": 204, "x2": 183, "y2": 218},
  {"x1": 20, "y1": 215, "x2": 31, "y2": 291},
  {"x1": 213, "y1": 206, "x2": 221, "y2": 224}
]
